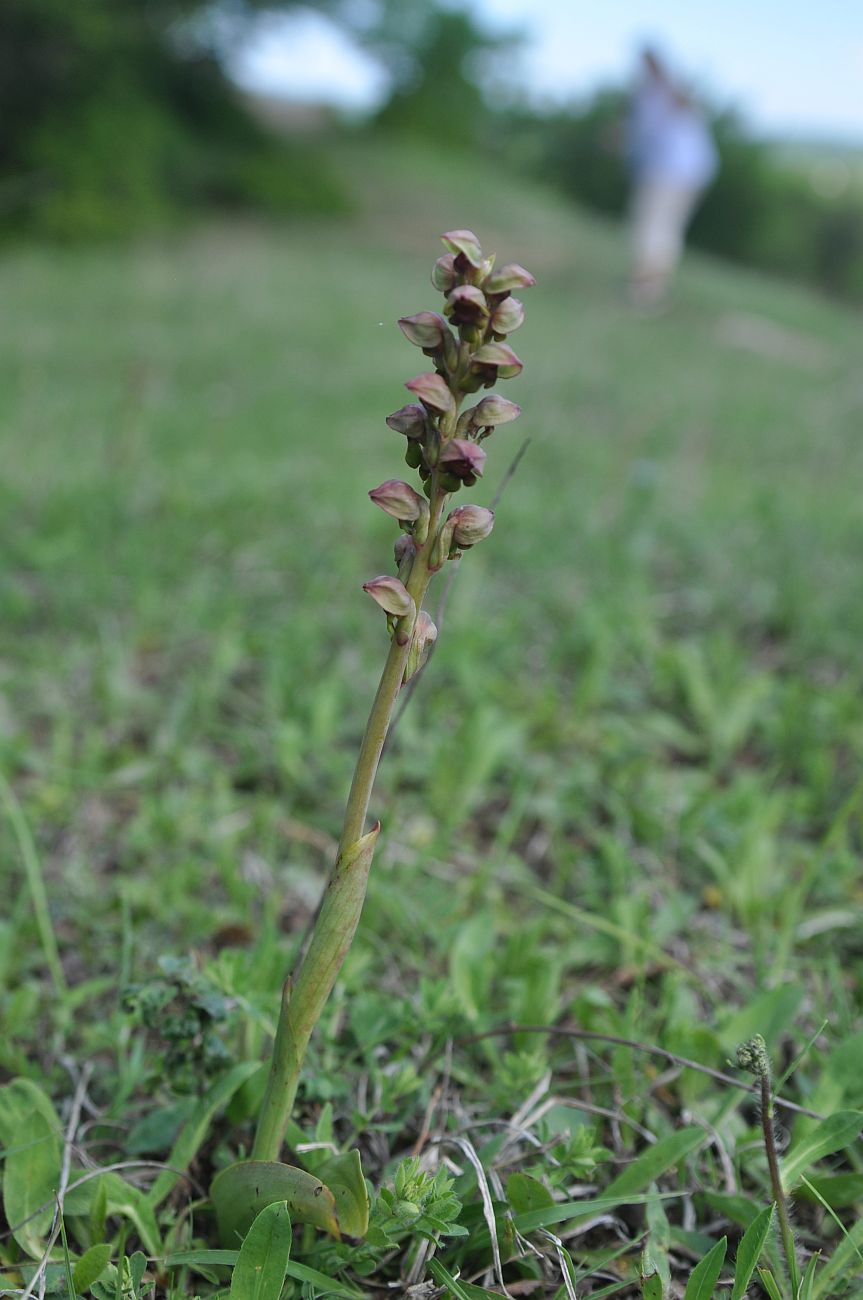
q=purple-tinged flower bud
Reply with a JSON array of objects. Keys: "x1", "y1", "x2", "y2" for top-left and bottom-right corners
[
  {"x1": 394, "y1": 533, "x2": 416, "y2": 566},
  {"x1": 369, "y1": 479, "x2": 428, "y2": 523},
  {"x1": 403, "y1": 610, "x2": 438, "y2": 683},
  {"x1": 441, "y1": 228, "x2": 483, "y2": 267},
  {"x1": 431, "y1": 253, "x2": 457, "y2": 292},
  {"x1": 490, "y1": 296, "x2": 525, "y2": 335},
  {"x1": 398, "y1": 312, "x2": 450, "y2": 351},
  {"x1": 438, "y1": 438, "x2": 487, "y2": 482},
  {"x1": 386, "y1": 403, "x2": 427, "y2": 438},
  {"x1": 470, "y1": 342, "x2": 524, "y2": 382},
  {"x1": 362, "y1": 575, "x2": 414, "y2": 618},
  {"x1": 444, "y1": 284, "x2": 489, "y2": 327},
  {"x1": 447, "y1": 504, "x2": 495, "y2": 546},
  {"x1": 484, "y1": 263, "x2": 536, "y2": 293},
  {"x1": 405, "y1": 372, "x2": 455, "y2": 416},
  {"x1": 468, "y1": 395, "x2": 521, "y2": 428}
]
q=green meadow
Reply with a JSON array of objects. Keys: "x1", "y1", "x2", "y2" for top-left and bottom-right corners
[{"x1": 1, "y1": 142, "x2": 862, "y2": 1295}]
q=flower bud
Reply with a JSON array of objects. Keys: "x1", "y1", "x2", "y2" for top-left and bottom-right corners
[
  {"x1": 438, "y1": 438, "x2": 486, "y2": 482},
  {"x1": 362, "y1": 575, "x2": 414, "y2": 618},
  {"x1": 490, "y1": 296, "x2": 525, "y2": 335},
  {"x1": 386, "y1": 403, "x2": 426, "y2": 438},
  {"x1": 403, "y1": 610, "x2": 438, "y2": 683},
  {"x1": 394, "y1": 533, "x2": 416, "y2": 566},
  {"x1": 467, "y1": 395, "x2": 521, "y2": 428},
  {"x1": 405, "y1": 372, "x2": 455, "y2": 416},
  {"x1": 441, "y1": 228, "x2": 483, "y2": 267},
  {"x1": 369, "y1": 479, "x2": 428, "y2": 523},
  {"x1": 398, "y1": 312, "x2": 450, "y2": 351},
  {"x1": 431, "y1": 253, "x2": 457, "y2": 292},
  {"x1": 484, "y1": 263, "x2": 536, "y2": 293},
  {"x1": 470, "y1": 342, "x2": 524, "y2": 382},
  {"x1": 444, "y1": 284, "x2": 489, "y2": 327},
  {"x1": 736, "y1": 1034, "x2": 770, "y2": 1080},
  {"x1": 447, "y1": 504, "x2": 495, "y2": 546}
]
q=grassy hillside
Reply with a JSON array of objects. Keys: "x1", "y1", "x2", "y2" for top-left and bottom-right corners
[{"x1": 1, "y1": 140, "x2": 862, "y2": 1293}]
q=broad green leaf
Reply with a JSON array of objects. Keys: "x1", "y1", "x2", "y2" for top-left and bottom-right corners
[
  {"x1": 147, "y1": 1060, "x2": 261, "y2": 1209},
  {"x1": 825, "y1": 1030, "x2": 863, "y2": 1105},
  {"x1": 797, "y1": 1252, "x2": 820, "y2": 1300},
  {"x1": 719, "y1": 985, "x2": 803, "y2": 1053},
  {"x1": 811, "y1": 1217, "x2": 863, "y2": 1299},
  {"x1": 702, "y1": 1191, "x2": 761, "y2": 1228},
  {"x1": 506, "y1": 1172, "x2": 554, "y2": 1216},
  {"x1": 315, "y1": 1149, "x2": 369, "y2": 1238},
  {"x1": 731, "y1": 1204, "x2": 774, "y2": 1300},
  {"x1": 89, "y1": 1177, "x2": 107, "y2": 1241},
  {"x1": 641, "y1": 1269, "x2": 664, "y2": 1300},
  {"x1": 0, "y1": 1078, "x2": 62, "y2": 1142},
  {"x1": 604, "y1": 1128, "x2": 706, "y2": 1202},
  {"x1": 759, "y1": 1269, "x2": 784, "y2": 1300},
  {"x1": 796, "y1": 1173, "x2": 863, "y2": 1209},
  {"x1": 211, "y1": 1160, "x2": 340, "y2": 1245},
  {"x1": 781, "y1": 1111, "x2": 863, "y2": 1191},
  {"x1": 128, "y1": 1251, "x2": 147, "y2": 1292},
  {"x1": 2, "y1": 1108, "x2": 60, "y2": 1257},
  {"x1": 72, "y1": 1243, "x2": 113, "y2": 1294},
  {"x1": 64, "y1": 1173, "x2": 161, "y2": 1256},
  {"x1": 448, "y1": 914, "x2": 494, "y2": 1022},
  {"x1": 229, "y1": 1200, "x2": 292, "y2": 1300},
  {"x1": 684, "y1": 1237, "x2": 727, "y2": 1300}
]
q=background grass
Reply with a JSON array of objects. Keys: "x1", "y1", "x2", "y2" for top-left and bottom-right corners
[{"x1": 1, "y1": 141, "x2": 862, "y2": 1292}]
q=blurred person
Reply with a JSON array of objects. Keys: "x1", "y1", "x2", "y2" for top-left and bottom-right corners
[{"x1": 628, "y1": 47, "x2": 718, "y2": 308}]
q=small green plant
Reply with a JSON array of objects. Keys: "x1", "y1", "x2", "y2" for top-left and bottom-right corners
[{"x1": 212, "y1": 228, "x2": 534, "y2": 1236}]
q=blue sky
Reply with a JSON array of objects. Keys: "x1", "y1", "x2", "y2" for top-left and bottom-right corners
[{"x1": 231, "y1": 1, "x2": 863, "y2": 141}]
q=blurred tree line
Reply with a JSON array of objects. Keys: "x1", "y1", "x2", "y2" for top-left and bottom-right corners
[
  {"x1": 0, "y1": 0, "x2": 348, "y2": 239},
  {"x1": 3, "y1": 0, "x2": 862, "y2": 303}
]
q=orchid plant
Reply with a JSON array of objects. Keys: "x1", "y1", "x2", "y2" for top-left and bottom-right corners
[{"x1": 212, "y1": 229, "x2": 534, "y2": 1241}]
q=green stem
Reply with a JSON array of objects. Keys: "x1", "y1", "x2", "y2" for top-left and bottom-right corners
[
  {"x1": 760, "y1": 1074, "x2": 799, "y2": 1296},
  {"x1": 252, "y1": 485, "x2": 446, "y2": 1162}
]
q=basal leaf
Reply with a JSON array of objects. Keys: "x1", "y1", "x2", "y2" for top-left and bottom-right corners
[
  {"x1": 604, "y1": 1128, "x2": 706, "y2": 1202},
  {"x1": 2, "y1": 1109, "x2": 60, "y2": 1258},
  {"x1": 684, "y1": 1236, "x2": 727, "y2": 1300},
  {"x1": 315, "y1": 1148, "x2": 369, "y2": 1238},
  {"x1": 796, "y1": 1173, "x2": 863, "y2": 1209},
  {"x1": 781, "y1": 1111, "x2": 863, "y2": 1191},
  {"x1": 0, "y1": 1078, "x2": 61, "y2": 1149},
  {"x1": 506, "y1": 1172, "x2": 554, "y2": 1216},
  {"x1": 211, "y1": 1160, "x2": 340, "y2": 1245},
  {"x1": 72, "y1": 1243, "x2": 113, "y2": 1295},
  {"x1": 229, "y1": 1200, "x2": 292, "y2": 1300},
  {"x1": 731, "y1": 1204, "x2": 774, "y2": 1300},
  {"x1": 641, "y1": 1269, "x2": 664, "y2": 1300}
]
